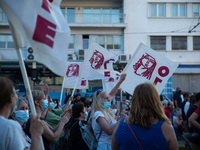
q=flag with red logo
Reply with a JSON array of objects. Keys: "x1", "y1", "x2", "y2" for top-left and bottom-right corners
[
  {"x1": 64, "y1": 62, "x2": 88, "y2": 89},
  {"x1": 0, "y1": 0, "x2": 70, "y2": 76},
  {"x1": 120, "y1": 43, "x2": 178, "y2": 95},
  {"x1": 80, "y1": 43, "x2": 118, "y2": 80},
  {"x1": 102, "y1": 71, "x2": 121, "y2": 93}
]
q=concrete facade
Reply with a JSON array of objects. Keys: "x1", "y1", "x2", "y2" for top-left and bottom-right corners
[{"x1": 0, "y1": 0, "x2": 200, "y2": 93}]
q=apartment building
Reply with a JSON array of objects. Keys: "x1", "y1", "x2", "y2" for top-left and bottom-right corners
[{"x1": 0, "y1": 0, "x2": 199, "y2": 96}]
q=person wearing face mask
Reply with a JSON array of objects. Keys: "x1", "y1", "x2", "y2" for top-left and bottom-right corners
[
  {"x1": 88, "y1": 74, "x2": 127, "y2": 150},
  {"x1": 23, "y1": 90, "x2": 72, "y2": 150},
  {"x1": 9, "y1": 96, "x2": 31, "y2": 146},
  {"x1": 0, "y1": 77, "x2": 44, "y2": 150},
  {"x1": 45, "y1": 98, "x2": 65, "y2": 128},
  {"x1": 173, "y1": 86, "x2": 183, "y2": 117},
  {"x1": 10, "y1": 96, "x2": 29, "y2": 125},
  {"x1": 63, "y1": 102, "x2": 89, "y2": 150}
]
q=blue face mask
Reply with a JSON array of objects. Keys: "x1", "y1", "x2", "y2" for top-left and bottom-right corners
[
  {"x1": 41, "y1": 99, "x2": 49, "y2": 110},
  {"x1": 129, "y1": 97, "x2": 132, "y2": 100},
  {"x1": 49, "y1": 102, "x2": 57, "y2": 110},
  {"x1": 15, "y1": 110, "x2": 29, "y2": 125},
  {"x1": 104, "y1": 102, "x2": 111, "y2": 109}
]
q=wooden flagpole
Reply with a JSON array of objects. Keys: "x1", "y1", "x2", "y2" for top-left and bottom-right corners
[{"x1": 9, "y1": 22, "x2": 44, "y2": 150}]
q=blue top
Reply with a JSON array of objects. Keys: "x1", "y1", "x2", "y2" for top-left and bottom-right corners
[{"x1": 115, "y1": 117, "x2": 168, "y2": 150}]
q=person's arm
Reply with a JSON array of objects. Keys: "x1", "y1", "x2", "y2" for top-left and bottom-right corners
[
  {"x1": 29, "y1": 115, "x2": 44, "y2": 150},
  {"x1": 162, "y1": 121, "x2": 178, "y2": 150},
  {"x1": 189, "y1": 112, "x2": 200, "y2": 130},
  {"x1": 109, "y1": 74, "x2": 127, "y2": 101},
  {"x1": 111, "y1": 121, "x2": 120, "y2": 150},
  {"x1": 96, "y1": 111, "x2": 126, "y2": 135},
  {"x1": 163, "y1": 95, "x2": 173, "y2": 110},
  {"x1": 42, "y1": 109, "x2": 71, "y2": 143},
  {"x1": 174, "y1": 100, "x2": 180, "y2": 110}
]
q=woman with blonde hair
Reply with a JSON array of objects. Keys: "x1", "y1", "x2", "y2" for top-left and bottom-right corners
[
  {"x1": 24, "y1": 90, "x2": 71, "y2": 150},
  {"x1": 89, "y1": 74, "x2": 127, "y2": 150},
  {"x1": 112, "y1": 82, "x2": 178, "y2": 150}
]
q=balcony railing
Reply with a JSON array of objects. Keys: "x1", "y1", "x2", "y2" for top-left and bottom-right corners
[
  {"x1": 0, "y1": 11, "x2": 125, "y2": 24},
  {"x1": 64, "y1": 13, "x2": 126, "y2": 24}
]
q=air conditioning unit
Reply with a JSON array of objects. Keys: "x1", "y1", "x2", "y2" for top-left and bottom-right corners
[
  {"x1": 67, "y1": 53, "x2": 76, "y2": 61},
  {"x1": 27, "y1": 47, "x2": 34, "y2": 60},
  {"x1": 78, "y1": 49, "x2": 85, "y2": 61},
  {"x1": 119, "y1": 54, "x2": 131, "y2": 63}
]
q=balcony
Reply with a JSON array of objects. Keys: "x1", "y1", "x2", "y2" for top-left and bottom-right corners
[
  {"x1": 0, "y1": 11, "x2": 126, "y2": 28},
  {"x1": 64, "y1": 12, "x2": 126, "y2": 28}
]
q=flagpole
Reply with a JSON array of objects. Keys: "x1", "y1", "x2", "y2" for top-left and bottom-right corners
[
  {"x1": 59, "y1": 75, "x2": 66, "y2": 106},
  {"x1": 9, "y1": 22, "x2": 44, "y2": 150}
]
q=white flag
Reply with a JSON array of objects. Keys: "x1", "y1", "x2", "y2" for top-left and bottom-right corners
[
  {"x1": 0, "y1": 0, "x2": 70, "y2": 76},
  {"x1": 64, "y1": 62, "x2": 88, "y2": 89},
  {"x1": 81, "y1": 43, "x2": 118, "y2": 80},
  {"x1": 120, "y1": 43, "x2": 178, "y2": 95},
  {"x1": 102, "y1": 71, "x2": 121, "y2": 93}
]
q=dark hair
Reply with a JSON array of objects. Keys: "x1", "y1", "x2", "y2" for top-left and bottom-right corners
[
  {"x1": 195, "y1": 92, "x2": 200, "y2": 103},
  {"x1": 72, "y1": 103, "x2": 84, "y2": 118},
  {"x1": 183, "y1": 93, "x2": 189, "y2": 99},
  {"x1": 0, "y1": 77, "x2": 14, "y2": 109},
  {"x1": 84, "y1": 101, "x2": 90, "y2": 108}
]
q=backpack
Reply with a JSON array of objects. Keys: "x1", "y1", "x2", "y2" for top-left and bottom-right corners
[
  {"x1": 79, "y1": 120, "x2": 102, "y2": 150},
  {"x1": 59, "y1": 121, "x2": 78, "y2": 150}
]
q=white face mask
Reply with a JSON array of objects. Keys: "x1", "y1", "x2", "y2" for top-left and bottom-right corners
[
  {"x1": 14, "y1": 110, "x2": 29, "y2": 125},
  {"x1": 112, "y1": 109, "x2": 117, "y2": 114},
  {"x1": 49, "y1": 102, "x2": 57, "y2": 110}
]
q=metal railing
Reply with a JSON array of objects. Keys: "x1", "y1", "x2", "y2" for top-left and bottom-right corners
[
  {"x1": 0, "y1": 11, "x2": 125, "y2": 24},
  {"x1": 64, "y1": 13, "x2": 125, "y2": 24}
]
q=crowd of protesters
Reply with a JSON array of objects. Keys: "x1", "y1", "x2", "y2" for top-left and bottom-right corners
[{"x1": 1, "y1": 75, "x2": 200, "y2": 150}]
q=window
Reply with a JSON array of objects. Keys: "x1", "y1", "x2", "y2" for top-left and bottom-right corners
[
  {"x1": 0, "y1": 9, "x2": 8, "y2": 22},
  {"x1": 150, "y1": 4, "x2": 165, "y2": 17},
  {"x1": 83, "y1": 35, "x2": 89, "y2": 49},
  {"x1": 150, "y1": 36, "x2": 166, "y2": 50},
  {"x1": 93, "y1": 9, "x2": 101, "y2": 23},
  {"x1": 172, "y1": 36, "x2": 187, "y2": 50},
  {"x1": 111, "y1": 9, "x2": 120, "y2": 23},
  {"x1": 172, "y1": 4, "x2": 186, "y2": 17},
  {"x1": 193, "y1": 36, "x2": 200, "y2": 50},
  {"x1": 84, "y1": 8, "x2": 121, "y2": 23},
  {"x1": 0, "y1": 35, "x2": 6, "y2": 48},
  {"x1": 84, "y1": 9, "x2": 92, "y2": 23},
  {"x1": 68, "y1": 35, "x2": 75, "y2": 49},
  {"x1": 0, "y1": 35, "x2": 15, "y2": 49},
  {"x1": 67, "y1": 8, "x2": 75, "y2": 23},
  {"x1": 90, "y1": 35, "x2": 122, "y2": 50},
  {"x1": 193, "y1": 4, "x2": 200, "y2": 17},
  {"x1": 61, "y1": 8, "x2": 65, "y2": 17}
]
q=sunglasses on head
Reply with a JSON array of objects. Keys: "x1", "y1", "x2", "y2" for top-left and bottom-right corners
[{"x1": 96, "y1": 89, "x2": 103, "y2": 96}]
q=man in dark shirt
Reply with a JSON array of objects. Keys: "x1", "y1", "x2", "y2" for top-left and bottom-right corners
[{"x1": 173, "y1": 86, "x2": 183, "y2": 116}]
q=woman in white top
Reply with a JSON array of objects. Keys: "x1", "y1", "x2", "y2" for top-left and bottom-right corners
[{"x1": 89, "y1": 74, "x2": 127, "y2": 150}]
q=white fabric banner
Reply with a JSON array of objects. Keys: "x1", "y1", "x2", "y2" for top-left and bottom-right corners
[
  {"x1": 0, "y1": 0, "x2": 70, "y2": 76},
  {"x1": 64, "y1": 62, "x2": 88, "y2": 89},
  {"x1": 102, "y1": 71, "x2": 121, "y2": 93},
  {"x1": 120, "y1": 43, "x2": 178, "y2": 95},
  {"x1": 80, "y1": 43, "x2": 118, "y2": 80}
]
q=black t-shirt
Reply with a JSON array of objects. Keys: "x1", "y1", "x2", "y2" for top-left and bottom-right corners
[{"x1": 173, "y1": 92, "x2": 182, "y2": 108}]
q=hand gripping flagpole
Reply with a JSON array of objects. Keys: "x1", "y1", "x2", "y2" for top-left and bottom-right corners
[{"x1": 9, "y1": 21, "x2": 44, "y2": 150}]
